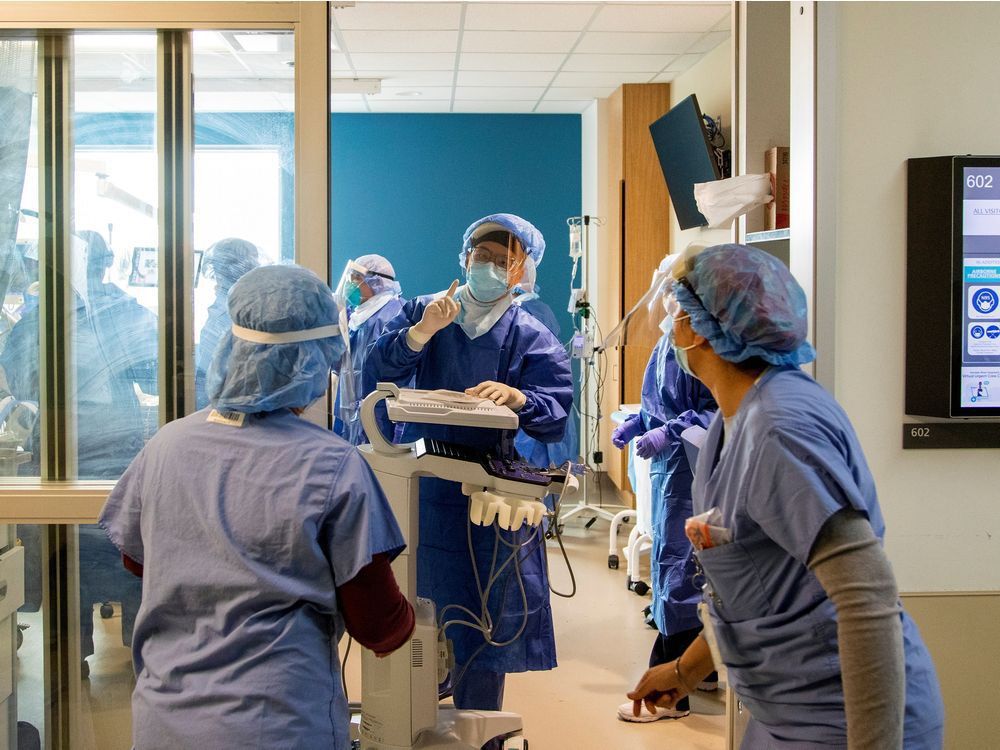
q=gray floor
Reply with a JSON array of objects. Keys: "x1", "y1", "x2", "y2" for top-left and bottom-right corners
[{"x1": 16, "y1": 505, "x2": 726, "y2": 749}]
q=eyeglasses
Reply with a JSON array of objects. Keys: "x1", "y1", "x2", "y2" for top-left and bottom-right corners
[
  {"x1": 676, "y1": 275, "x2": 708, "y2": 313},
  {"x1": 470, "y1": 245, "x2": 511, "y2": 269}
]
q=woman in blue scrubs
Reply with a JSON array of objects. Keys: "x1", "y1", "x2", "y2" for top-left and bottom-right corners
[
  {"x1": 100, "y1": 265, "x2": 413, "y2": 750},
  {"x1": 365, "y1": 213, "x2": 573, "y2": 714},
  {"x1": 627, "y1": 244, "x2": 944, "y2": 749}
]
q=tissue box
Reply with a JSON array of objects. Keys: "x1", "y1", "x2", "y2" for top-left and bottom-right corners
[{"x1": 765, "y1": 146, "x2": 790, "y2": 230}]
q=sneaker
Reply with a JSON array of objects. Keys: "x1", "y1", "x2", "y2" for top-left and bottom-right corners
[{"x1": 617, "y1": 701, "x2": 689, "y2": 723}]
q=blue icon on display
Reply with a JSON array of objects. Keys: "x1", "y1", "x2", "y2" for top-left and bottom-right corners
[
  {"x1": 973, "y1": 288, "x2": 1000, "y2": 314},
  {"x1": 989, "y1": 326, "x2": 1000, "y2": 339},
  {"x1": 972, "y1": 325, "x2": 986, "y2": 339}
]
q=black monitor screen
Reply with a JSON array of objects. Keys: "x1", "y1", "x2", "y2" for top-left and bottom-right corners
[{"x1": 648, "y1": 94, "x2": 721, "y2": 230}]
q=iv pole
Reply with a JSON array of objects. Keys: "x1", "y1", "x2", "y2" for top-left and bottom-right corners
[{"x1": 559, "y1": 215, "x2": 625, "y2": 528}]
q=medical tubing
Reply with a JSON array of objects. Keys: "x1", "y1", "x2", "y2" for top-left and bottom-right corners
[
  {"x1": 448, "y1": 533, "x2": 533, "y2": 693},
  {"x1": 342, "y1": 635, "x2": 353, "y2": 705},
  {"x1": 546, "y1": 475, "x2": 578, "y2": 598}
]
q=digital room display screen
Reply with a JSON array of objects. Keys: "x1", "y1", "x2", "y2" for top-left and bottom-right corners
[{"x1": 960, "y1": 165, "x2": 1000, "y2": 409}]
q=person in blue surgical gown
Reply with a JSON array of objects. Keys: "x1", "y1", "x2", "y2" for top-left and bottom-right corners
[
  {"x1": 611, "y1": 260, "x2": 717, "y2": 723},
  {"x1": 194, "y1": 237, "x2": 260, "y2": 409},
  {"x1": 628, "y1": 244, "x2": 944, "y2": 749},
  {"x1": 333, "y1": 253, "x2": 403, "y2": 444},
  {"x1": 510, "y1": 264, "x2": 578, "y2": 470},
  {"x1": 100, "y1": 264, "x2": 414, "y2": 750},
  {"x1": 365, "y1": 213, "x2": 573, "y2": 716}
]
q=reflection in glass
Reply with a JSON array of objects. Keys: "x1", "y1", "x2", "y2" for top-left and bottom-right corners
[
  {"x1": 191, "y1": 30, "x2": 294, "y2": 410},
  {"x1": 72, "y1": 31, "x2": 159, "y2": 750}
]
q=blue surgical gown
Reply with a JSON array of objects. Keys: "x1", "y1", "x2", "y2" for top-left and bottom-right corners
[
  {"x1": 638, "y1": 336, "x2": 715, "y2": 636},
  {"x1": 195, "y1": 293, "x2": 230, "y2": 410},
  {"x1": 365, "y1": 298, "x2": 572, "y2": 675},
  {"x1": 511, "y1": 295, "x2": 578, "y2": 469},
  {"x1": 334, "y1": 295, "x2": 404, "y2": 445},
  {"x1": 691, "y1": 366, "x2": 943, "y2": 748},
  {"x1": 99, "y1": 408, "x2": 406, "y2": 750}
]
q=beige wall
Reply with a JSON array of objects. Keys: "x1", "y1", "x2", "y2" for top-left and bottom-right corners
[
  {"x1": 827, "y1": 1, "x2": 1000, "y2": 593},
  {"x1": 816, "y1": 3, "x2": 1000, "y2": 747},
  {"x1": 668, "y1": 39, "x2": 733, "y2": 251}
]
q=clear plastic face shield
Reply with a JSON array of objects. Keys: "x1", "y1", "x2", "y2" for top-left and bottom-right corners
[
  {"x1": 334, "y1": 259, "x2": 397, "y2": 312},
  {"x1": 465, "y1": 230, "x2": 528, "y2": 303}
]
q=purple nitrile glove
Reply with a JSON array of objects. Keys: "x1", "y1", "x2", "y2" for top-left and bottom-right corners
[
  {"x1": 635, "y1": 425, "x2": 670, "y2": 460},
  {"x1": 612, "y1": 414, "x2": 644, "y2": 449}
]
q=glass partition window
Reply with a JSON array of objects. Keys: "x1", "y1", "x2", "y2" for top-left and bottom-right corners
[
  {"x1": 0, "y1": 38, "x2": 39, "y2": 481},
  {"x1": 191, "y1": 30, "x2": 294, "y2": 410}
]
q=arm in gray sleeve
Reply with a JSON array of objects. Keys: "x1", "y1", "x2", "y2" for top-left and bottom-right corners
[{"x1": 808, "y1": 509, "x2": 905, "y2": 750}]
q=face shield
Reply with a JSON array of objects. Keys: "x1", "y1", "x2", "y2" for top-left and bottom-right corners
[
  {"x1": 464, "y1": 230, "x2": 528, "y2": 303},
  {"x1": 335, "y1": 260, "x2": 376, "y2": 312}
]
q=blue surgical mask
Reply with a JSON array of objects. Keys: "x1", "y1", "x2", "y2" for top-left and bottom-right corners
[
  {"x1": 344, "y1": 282, "x2": 363, "y2": 310},
  {"x1": 466, "y1": 261, "x2": 510, "y2": 302},
  {"x1": 668, "y1": 318, "x2": 698, "y2": 378}
]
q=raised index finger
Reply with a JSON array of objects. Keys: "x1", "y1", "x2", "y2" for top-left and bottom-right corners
[{"x1": 446, "y1": 279, "x2": 460, "y2": 298}]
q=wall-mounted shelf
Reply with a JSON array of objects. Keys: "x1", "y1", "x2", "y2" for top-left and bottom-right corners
[{"x1": 745, "y1": 227, "x2": 790, "y2": 244}]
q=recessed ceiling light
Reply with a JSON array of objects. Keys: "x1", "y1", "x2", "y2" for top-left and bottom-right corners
[{"x1": 396, "y1": 90, "x2": 423, "y2": 97}]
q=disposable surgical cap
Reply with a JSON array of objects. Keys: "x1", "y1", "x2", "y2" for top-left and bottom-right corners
[
  {"x1": 672, "y1": 243, "x2": 816, "y2": 367},
  {"x1": 459, "y1": 213, "x2": 546, "y2": 269},
  {"x1": 354, "y1": 253, "x2": 401, "y2": 296},
  {"x1": 206, "y1": 264, "x2": 346, "y2": 413},
  {"x1": 203, "y1": 237, "x2": 260, "y2": 289}
]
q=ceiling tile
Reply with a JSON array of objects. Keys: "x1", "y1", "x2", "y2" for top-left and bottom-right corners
[
  {"x1": 367, "y1": 99, "x2": 453, "y2": 113},
  {"x1": 534, "y1": 100, "x2": 592, "y2": 113},
  {"x1": 686, "y1": 31, "x2": 729, "y2": 55},
  {"x1": 334, "y1": 2, "x2": 463, "y2": 31},
  {"x1": 373, "y1": 86, "x2": 454, "y2": 101},
  {"x1": 342, "y1": 29, "x2": 459, "y2": 54},
  {"x1": 665, "y1": 53, "x2": 701, "y2": 73},
  {"x1": 575, "y1": 31, "x2": 701, "y2": 55},
  {"x1": 651, "y1": 70, "x2": 678, "y2": 83},
  {"x1": 545, "y1": 86, "x2": 615, "y2": 100},
  {"x1": 331, "y1": 53, "x2": 352, "y2": 72},
  {"x1": 590, "y1": 3, "x2": 729, "y2": 33},
  {"x1": 457, "y1": 70, "x2": 554, "y2": 87},
  {"x1": 452, "y1": 101, "x2": 538, "y2": 113},
  {"x1": 459, "y1": 52, "x2": 566, "y2": 72},
  {"x1": 461, "y1": 30, "x2": 580, "y2": 55},
  {"x1": 455, "y1": 86, "x2": 546, "y2": 101},
  {"x1": 348, "y1": 53, "x2": 457, "y2": 70},
  {"x1": 464, "y1": 3, "x2": 598, "y2": 31},
  {"x1": 562, "y1": 53, "x2": 674, "y2": 73},
  {"x1": 191, "y1": 53, "x2": 249, "y2": 77},
  {"x1": 712, "y1": 10, "x2": 732, "y2": 32},
  {"x1": 353, "y1": 70, "x2": 455, "y2": 87},
  {"x1": 552, "y1": 70, "x2": 653, "y2": 87},
  {"x1": 330, "y1": 100, "x2": 370, "y2": 113}
]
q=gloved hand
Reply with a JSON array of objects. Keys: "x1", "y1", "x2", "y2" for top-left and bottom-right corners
[
  {"x1": 612, "y1": 414, "x2": 644, "y2": 449},
  {"x1": 413, "y1": 279, "x2": 460, "y2": 338},
  {"x1": 465, "y1": 380, "x2": 527, "y2": 411},
  {"x1": 635, "y1": 425, "x2": 670, "y2": 460}
]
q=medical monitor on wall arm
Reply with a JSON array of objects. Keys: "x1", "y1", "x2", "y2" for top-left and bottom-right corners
[{"x1": 648, "y1": 94, "x2": 722, "y2": 231}]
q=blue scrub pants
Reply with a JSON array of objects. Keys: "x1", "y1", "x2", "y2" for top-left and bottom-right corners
[{"x1": 454, "y1": 668, "x2": 506, "y2": 750}]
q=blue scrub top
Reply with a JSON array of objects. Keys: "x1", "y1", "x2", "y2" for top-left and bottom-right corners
[
  {"x1": 365, "y1": 297, "x2": 572, "y2": 675},
  {"x1": 692, "y1": 366, "x2": 943, "y2": 747},
  {"x1": 100, "y1": 408, "x2": 405, "y2": 750}
]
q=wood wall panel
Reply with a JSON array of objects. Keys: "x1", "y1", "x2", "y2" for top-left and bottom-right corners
[{"x1": 599, "y1": 83, "x2": 671, "y2": 499}]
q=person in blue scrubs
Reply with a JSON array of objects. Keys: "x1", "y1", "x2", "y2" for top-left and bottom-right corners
[
  {"x1": 100, "y1": 264, "x2": 414, "y2": 750},
  {"x1": 365, "y1": 213, "x2": 573, "y2": 714},
  {"x1": 628, "y1": 244, "x2": 944, "y2": 749},
  {"x1": 195, "y1": 237, "x2": 260, "y2": 409},
  {"x1": 511, "y1": 272, "x2": 578, "y2": 470},
  {"x1": 612, "y1": 305, "x2": 717, "y2": 723},
  {"x1": 333, "y1": 254, "x2": 404, "y2": 445}
]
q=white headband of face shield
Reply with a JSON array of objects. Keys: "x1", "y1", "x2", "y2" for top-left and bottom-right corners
[{"x1": 231, "y1": 323, "x2": 341, "y2": 345}]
